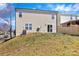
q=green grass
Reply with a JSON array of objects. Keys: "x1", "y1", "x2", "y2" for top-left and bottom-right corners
[{"x1": 0, "y1": 33, "x2": 79, "y2": 56}]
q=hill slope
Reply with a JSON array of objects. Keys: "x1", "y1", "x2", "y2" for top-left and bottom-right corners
[{"x1": 0, "y1": 33, "x2": 79, "y2": 56}]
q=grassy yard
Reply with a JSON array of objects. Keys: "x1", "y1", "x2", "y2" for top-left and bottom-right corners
[{"x1": 0, "y1": 33, "x2": 79, "y2": 56}]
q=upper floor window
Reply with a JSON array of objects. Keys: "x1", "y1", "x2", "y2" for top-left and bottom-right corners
[
  {"x1": 70, "y1": 16, "x2": 76, "y2": 20},
  {"x1": 19, "y1": 12, "x2": 22, "y2": 17},
  {"x1": 70, "y1": 16, "x2": 72, "y2": 20},
  {"x1": 52, "y1": 14, "x2": 55, "y2": 19}
]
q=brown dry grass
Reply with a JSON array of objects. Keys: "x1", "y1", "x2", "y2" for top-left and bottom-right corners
[{"x1": 0, "y1": 33, "x2": 79, "y2": 56}]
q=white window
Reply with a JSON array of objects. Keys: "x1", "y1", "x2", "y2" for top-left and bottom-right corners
[{"x1": 25, "y1": 24, "x2": 32, "y2": 30}]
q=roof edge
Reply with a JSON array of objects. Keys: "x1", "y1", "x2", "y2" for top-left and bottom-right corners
[{"x1": 15, "y1": 8, "x2": 59, "y2": 14}]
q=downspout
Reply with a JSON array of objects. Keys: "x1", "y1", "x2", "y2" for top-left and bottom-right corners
[{"x1": 56, "y1": 12, "x2": 60, "y2": 33}]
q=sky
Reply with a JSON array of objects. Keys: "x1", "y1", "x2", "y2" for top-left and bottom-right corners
[{"x1": 0, "y1": 3, "x2": 79, "y2": 30}]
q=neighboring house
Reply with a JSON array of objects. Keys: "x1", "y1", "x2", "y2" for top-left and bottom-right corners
[
  {"x1": 16, "y1": 9, "x2": 59, "y2": 36},
  {"x1": 60, "y1": 14, "x2": 79, "y2": 27}
]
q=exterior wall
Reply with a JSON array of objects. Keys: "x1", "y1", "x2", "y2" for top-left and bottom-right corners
[
  {"x1": 16, "y1": 10, "x2": 57, "y2": 36},
  {"x1": 60, "y1": 14, "x2": 79, "y2": 24}
]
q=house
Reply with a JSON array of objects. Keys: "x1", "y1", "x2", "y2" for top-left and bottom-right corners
[
  {"x1": 15, "y1": 9, "x2": 59, "y2": 36},
  {"x1": 60, "y1": 14, "x2": 79, "y2": 27},
  {"x1": 58, "y1": 14, "x2": 79, "y2": 35}
]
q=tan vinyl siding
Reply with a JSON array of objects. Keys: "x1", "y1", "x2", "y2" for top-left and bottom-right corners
[{"x1": 16, "y1": 9, "x2": 57, "y2": 36}]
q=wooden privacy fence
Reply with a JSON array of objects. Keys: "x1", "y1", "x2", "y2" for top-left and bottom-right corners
[{"x1": 58, "y1": 25, "x2": 79, "y2": 35}]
